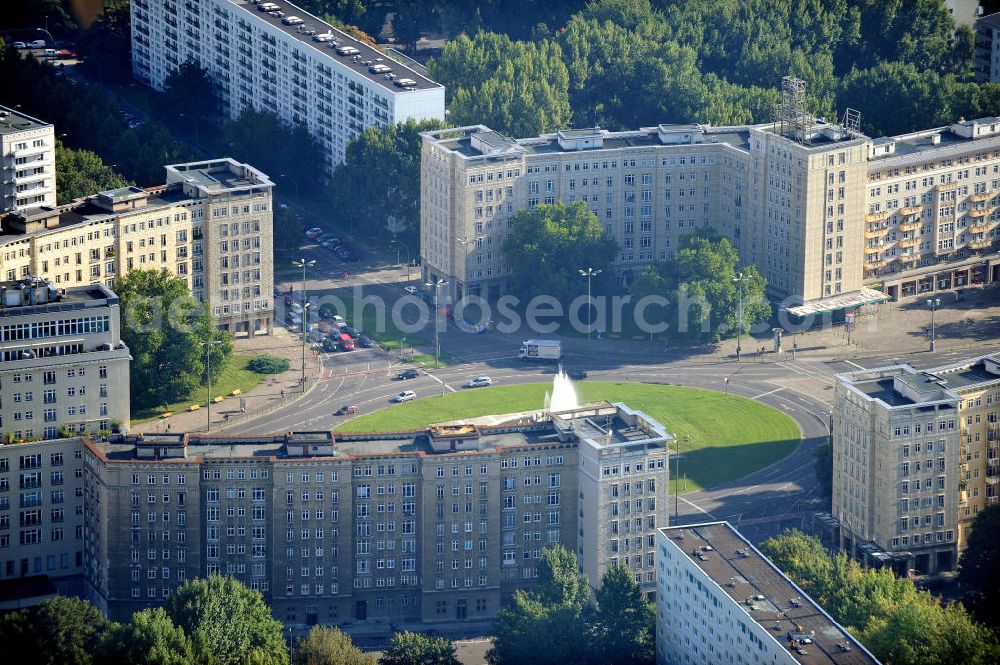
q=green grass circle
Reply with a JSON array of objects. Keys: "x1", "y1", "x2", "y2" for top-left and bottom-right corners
[{"x1": 336, "y1": 382, "x2": 800, "y2": 493}]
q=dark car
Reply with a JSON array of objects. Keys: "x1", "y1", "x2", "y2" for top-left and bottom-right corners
[
  {"x1": 568, "y1": 370, "x2": 588, "y2": 380},
  {"x1": 335, "y1": 404, "x2": 359, "y2": 416},
  {"x1": 357, "y1": 335, "x2": 373, "y2": 348},
  {"x1": 394, "y1": 369, "x2": 419, "y2": 380},
  {"x1": 342, "y1": 326, "x2": 360, "y2": 338},
  {"x1": 322, "y1": 337, "x2": 339, "y2": 352}
]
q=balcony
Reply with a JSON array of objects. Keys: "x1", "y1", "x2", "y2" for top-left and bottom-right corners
[
  {"x1": 864, "y1": 260, "x2": 885, "y2": 271},
  {"x1": 899, "y1": 205, "x2": 923, "y2": 216},
  {"x1": 968, "y1": 238, "x2": 993, "y2": 250},
  {"x1": 899, "y1": 237, "x2": 921, "y2": 249},
  {"x1": 899, "y1": 220, "x2": 921, "y2": 233},
  {"x1": 969, "y1": 221, "x2": 992, "y2": 234},
  {"x1": 987, "y1": 475, "x2": 999, "y2": 485},
  {"x1": 968, "y1": 207, "x2": 991, "y2": 218},
  {"x1": 970, "y1": 192, "x2": 992, "y2": 203},
  {"x1": 865, "y1": 211, "x2": 891, "y2": 223},
  {"x1": 864, "y1": 227, "x2": 884, "y2": 239},
  {"x1": 864, "y1": 246, "x2": 881, "y2": 256}
]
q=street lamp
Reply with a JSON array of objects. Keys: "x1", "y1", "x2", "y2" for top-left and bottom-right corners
[
  {"x1": 578, "y1": 268, "x2": 602, "y2": 340},
  {"x1": 390, "y1": 239, "x2": 413, "y2": 284},
  {"x1": 926, "y1": 298, "x2": 940, "y2": 352},
  {"x1": 278, "y1": 173, "x2": 301, "y2": 205},
  {"x1": 673, "y1": 435, "x2": 689, "y2": 526},
  {"x1": 424, "y1": 277, "x2": 448, "y2": 367},
  {"x1": 732, "y1": 272, "x2": 750, "y2": 361},
  {"x1": 457, "y1": 236, "x2": 474, "y2": 300},
  {"x1": 293, "y1": 258, "x2": 316, "y2": 384},
  {"x1": 200, "y1": 339, "x2": 223, "y2": 432}
]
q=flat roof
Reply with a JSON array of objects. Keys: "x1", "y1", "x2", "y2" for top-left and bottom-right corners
[
  {"x1": 978, "y1": 11, "x2": 1000, "y2": 30},
  {"x1": 228, "y1": 0, "x2": 441, "y2": 92},
  {"x1": 782, "y1": 288, "x2": 890, "y2": 317},
  {"x1": 661, "y1": 522, "x2": 881, "y2": 665},
  {"x1": 0, "y1": 105, "x2": 51, "y2": 136},
  {"x1": 852, "y1": 378, "x2": 915, "y2": 407}
]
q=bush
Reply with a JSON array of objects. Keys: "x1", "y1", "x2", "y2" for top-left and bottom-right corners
[{"x1": 248, "y1": 355, "x2": 290, "y2": 374}]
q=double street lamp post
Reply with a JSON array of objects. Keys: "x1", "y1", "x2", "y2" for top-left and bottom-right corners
[
  {"x1": 293, "y1": 258, "x2": 316, "y2": 386},
  {"x1": 927, "y1": 297, "x2": 941, "y2": 352},
  {"x1": 200, "y1": 339, "x2": 222, "y2": 432},
  {"x1": 579, "y1": 268, "x2": 602, "y2": 340},
  {"x1": 424, "y1": 278, "x2": 448, "y2": 367},
  {"x1": 732, "y1": 272, "x2": 749, "y2": 361}
]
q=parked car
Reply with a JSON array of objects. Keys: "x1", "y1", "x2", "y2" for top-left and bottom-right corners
[
  {"x1": 12, "y1": 42, "x2": 26, "y2": 49},
  {"x1": 342, "y1": 326, "x2": 360, "y2": 338},
  {"x1": 54, "y1": 50, "x2": 78, "y2": 59},
  {"x1": 27, "y1": 40, "x2": 46, "y2": 49},
  {"x1": 394, "y1": 369, "x2": 419, "y2": 380},
  {"x1": 466, "y1": 376, "x2": 493, "y2": 388},
  {"x1": 568, "y1": 370, "x2": 588, "y2": 380},
  {"x1": 391, "y1": 390, "x2": 416, "y2": 403},
  {"x1": 306, "y1": 227, "x2": 323, "y2": 240},
  {"x1": 357, "y1": 335, "x2": 373, "y2": 348},
  {"x1": 404, "y1": 285, "x2": 419, "y2": 295},
  {"x1": 322, "y1": 337, "x2": 339, "y2": 352},
  {"x1": 317, "y1": 233, "x2": 336, "y2": 244},
  {"x1": 335, "y1": 404, "x2": 359, "y2": 416}
]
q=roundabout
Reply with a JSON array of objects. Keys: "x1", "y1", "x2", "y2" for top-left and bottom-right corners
[{"x1": 336, "y1": 381, "x2": 800, "y2": 493}]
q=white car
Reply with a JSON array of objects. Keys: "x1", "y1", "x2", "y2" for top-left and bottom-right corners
[
  {"x1": 391, "y1": 390, "x2": 416, "y2": 403},
  {"x1": 404, "y1": 285, "x2": 419, "y2": 295},
  {"x1": 466, "y1": 376, "x2": 493, "y2": 388},
  {"x1": 306, "y1": 227, "x2": 323, "y2": 240}
]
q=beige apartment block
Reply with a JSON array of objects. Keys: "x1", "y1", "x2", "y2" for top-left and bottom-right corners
[
  {"x1": 832, "y1": 354, "x2": 1000, "y2": 574},
  {"x1": 83, "y1": 402, "x2": 670, "y2": 628},
  {"x1": 0, "y1": 159, "x2": 275, "y2": 337},
  {"x1": 0, "y1": 438, "x2": 88, "y2": 597},
  {"x1": 0, "y1": 278, "x2": 130, "y2": 441},
  {"x1": 0, "y1": 105, "x2": 56, "y2": 212},
  {"x1": 422, "y1": 105, "x2": 1000, "y2": 313}
]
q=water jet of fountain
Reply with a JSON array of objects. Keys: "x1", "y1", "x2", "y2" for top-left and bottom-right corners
[{"x1": 549, "y1": 366, "x2": 580, "y2": 412}]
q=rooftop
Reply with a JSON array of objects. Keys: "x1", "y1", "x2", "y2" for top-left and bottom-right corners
[
  {"x1": 661, "y1": 522, "x2": 881, "y2": 665},
  {"x1": 977, "y1": 11, "x2": 1000, "y2": 30},
  {"x1": 228, "y1": 0, "x2": 441, "y2": 92},
  {"x1": 851, "y1": 378, "x2": 915, "y2": 407},
  {"x1": 0, "y1": 278, "x2": 118, "y2": 319},
  {"x1": 0, "y1": 105, "x2": 51, "y2": 137}
]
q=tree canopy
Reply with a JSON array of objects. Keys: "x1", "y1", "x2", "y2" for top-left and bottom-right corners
[
  {"x1": 762, "y1": 530, "x2": 1000, "y2": 665},
  {"x1": 959, "y1": 505, "x2": 1000, "y2": 625},
  {"x1": 327, "y1": 118, "x2": 446, "y2": 245},
  {"x1": 116, "y1": 269, "x2": 232, "y2": 410},
  {"x1": 379, "y1": 631, "x2": 460, "y2": 665},
  {"x1": 0, "y1": 596, "x2": 108, "y2": 665},
  {"x1": 164, "y1": 575, "x2": 288, "y2": 665},
  {"x1": 55, "y1": 142, "x2": 130, "y2": 205},
  {"x1": 292, "y1": 626, "x2": 375, "y2": 665},
  {"x1": 502, "y1": 201, "x2": 619, "y2": 302},
  {"x1": 97, "y1": 607, "x2": 197, "y2": 665}
]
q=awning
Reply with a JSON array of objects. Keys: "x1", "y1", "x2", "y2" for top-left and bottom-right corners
[{"x1": 781, "y1": 288, "x2": 889, "y2": 318}]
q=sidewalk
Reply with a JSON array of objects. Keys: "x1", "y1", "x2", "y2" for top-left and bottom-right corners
[{"x1": 132, "y1": 327, "x2": 323, "y2": 435}]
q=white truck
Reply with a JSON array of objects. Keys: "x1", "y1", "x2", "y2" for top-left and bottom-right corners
[{"x1": 519, "y1": 339, "x2": 562, "y2": 362}]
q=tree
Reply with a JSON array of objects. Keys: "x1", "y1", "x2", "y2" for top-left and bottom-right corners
[
  {"x1": 326, "y1": 118, "x2": 446, "y2": 245},
  {"x1": 379, "y1": 631, "x2": 459, "y2": 665},
  {"x1": 487, "y1": 545, "x2": 591, "y2": 665},
  {"x1": 76, "y1": 1, "x2": 131, "y2": 85},
  {"x1": 97, "y1": 607, "x2": 197, "y2": 665},
  {"x1": 631, "y1": 229, "x2": 770, "y2": 344},
  {"x1": 593, "y1": 564, "x2": 655, "y2": 665},
  {"x1": 959, "y1": 505, "x2": 1000, "y2": 620},
  {"x1": 0, "y1": 596, "x2": 110, "y2": 665},
  {"x1": 165, "y1": 575, "x2": 288, "y2": 665},
  {"x1": 292, "y1": 626, "x2": 374, "y2": 665},
  {"x1": 161, "y1": 60, "x2": 222, "y2": 129},
  {"x1": 7, "y1": 0, "x2": 78, "y2": 39},
  {"x1": 116, "y1": 269, "x2": 232, "y2": 410},
  {"x1": 274, "y1": 205, "x2": 303, "y2": 254},
  {"x1": 56, "y1": 142, "x2": 130, "y2": 205},
  {"x1": 429, "y1": 32, "x2": 572, "y2": 137},
  {"x1": 814, "y1": 439, "x2": 833, "y2": 505},
  {"x1": 502, "y1": 201, "x2": 619, "y2": 302}
]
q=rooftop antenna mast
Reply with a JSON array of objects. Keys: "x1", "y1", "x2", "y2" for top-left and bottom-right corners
[{"x1": 774, "y1": 76, "x2": 811, "y2": 145}]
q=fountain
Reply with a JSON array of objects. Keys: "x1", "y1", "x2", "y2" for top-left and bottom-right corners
[{"x1": 548, "y1": 366, "x2": 580, "y2": 412}]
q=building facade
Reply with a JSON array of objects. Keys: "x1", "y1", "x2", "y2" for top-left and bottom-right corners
[
  {"x1": 0, "y1": 105, "x2": 55, "y2": 213},
  {"x1": 655, "y1": 522, "x2": 880, "y2": 665},
  {"x1": 832, "y1": 354, "x2": 1000, "y2": 574},
  {"x1": 0, "y1": 278, "x2": 130, "y2": 440},
  {"x1": 82, "y1": 402, "x2": 670, "y2": 627},
  {"x1": 0, "y1": 159, "x2": 274, "y2": 336},
  {"x1": 130, "y1": 0, "x2": 445, "y2": 173},
  {"x1": 976, "y1": 12, "x2": 1000, "y2": 82},
  {"x1": 421, "y1": 113, "x2": 1000, "y2": 309},
  {"x1": 0, "y1": 438, "x2": 88, "y2": 597}
]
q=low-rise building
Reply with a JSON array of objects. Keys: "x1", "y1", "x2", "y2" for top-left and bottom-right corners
[
  {"x1": 832, "y1": 354, "x2": 1000, "y2": 574},
  {"x1": 656, "y1": 521, "x2": 880, "y2": 665},
  {"x1": 1, "y1": 158, "x2": 275, "y2": 336},
  {"x1": 0, "y1": 277, "x2": 130, "y2": 440},
  {"x1": 82, "y1": 402, "x2": 670, "y2": 626},
  {"x1": 0, "y1": 105, "x2": 55, "y2": 212}
]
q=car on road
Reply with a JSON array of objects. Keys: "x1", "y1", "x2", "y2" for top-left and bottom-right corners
[
  {"x1": 466, "y1": 376, "x2": 493, "y2": 388},
  {"x1": 394, "y1": 369, "x2": 419, "y2": 380},
  {"x1": 403, "y1": 285, "x2": 419, "y2": 295},
  {"x1": 391, "y1": 390, "x2": 416, "y2": 403},
  {"x1": 27, "y1": 40, "x2": 46, "y2": 49},
  {"x1": 12, "y1": 42, "x2": 26, "y2": 49},
  {"x1": 568, "y1": 370, "x2": 588, "y2": 380},
  {"x1": 54, "y1": 50, "x2": 78, "y2": 59},
  {"x1": 335, "y1": 404, "x2": 359, "y2": 416},
  {"x1": 306, "y1": 227, "x2": 323, "y2": 240}
]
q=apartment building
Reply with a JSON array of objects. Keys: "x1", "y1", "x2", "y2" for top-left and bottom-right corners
[
  {"x1": 0, "y1": 278, "x2": 130, "y2": 440},
  {"x1": 655, "y1": 522, "x2": 880, "y2": 665},
  {"x1": 976, "y1": 12, "x2": 1000, "y2": 82},
  {"x1": 0, "y1": 158, "x2": 274, "y2": 336},
  {"x1": 130, "y1": 0, "x2": 444, "y2": 173},
  {"x1": 831, "y1": 354, "x2": 1000, "y2": 574},
  {"x1": 0, "y1": 105, "x2": 55, "y2": 212},
  {"x1": 421, "y1": 112, "x2": 1000, "y2": 311},
  {"x1": 0, "y1": 438, "x2": 88, "y2": 598},
  {"x1": 82, "y1": 402, "x2": 670, "y2": 627}
]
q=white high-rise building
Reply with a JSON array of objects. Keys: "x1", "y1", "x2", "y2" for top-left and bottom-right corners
[
  {"x1": 130, "y1": 0, "x2": 445, "y2": 173},
  {"x1": 0, "y1": 105, "x2": 55, "y2": 212}
]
